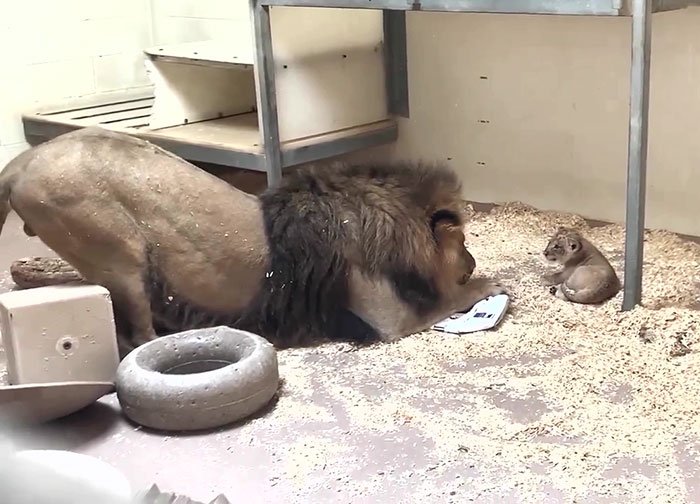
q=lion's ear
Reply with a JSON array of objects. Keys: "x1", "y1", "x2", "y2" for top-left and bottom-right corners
[
  {"x1": 432, "y1": 220, "x2": 465, "y2": 248},
  {"x1": 430, "y1": 209, "x2": 461, "y2": 233}
]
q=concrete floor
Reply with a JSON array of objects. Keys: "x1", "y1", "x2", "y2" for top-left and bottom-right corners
[
  {"x1": 0, "y1": 210, "x2": 698, "y2": 503},
  {"x1": 0, "y1": 211, "x2": 471, "y2": 502},
  {"x1": 0, "y1": 211, "x2": 542, "y2": 503}
]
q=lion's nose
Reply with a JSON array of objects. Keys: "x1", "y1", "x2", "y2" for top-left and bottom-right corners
[{"x1": 465, "y1": 251, "x2": 476, "y2": 276}]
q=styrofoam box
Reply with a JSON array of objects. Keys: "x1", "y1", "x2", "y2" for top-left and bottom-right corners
[{"x1": 0, "y1": 285, "x2": 119, "y2": 385}]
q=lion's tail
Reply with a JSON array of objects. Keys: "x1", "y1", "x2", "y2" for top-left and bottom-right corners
[
  {"x1": 0, "y1": 158, "x2": 17, "y2": 239},
  {"x1": 0, "y1": 146, "x2": 36, "y2": 239}
]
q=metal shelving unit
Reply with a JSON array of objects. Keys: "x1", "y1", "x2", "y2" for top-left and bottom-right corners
[
  {"x1": 22, "y1": 29, "x2": 399, "y2": 182},
  {"x1": 251, "y1": 0, "x2": 700, "y2": 311},
  {"x1": 21, "y1": 0, "x2": 698, "y2": 311},
  {"x1": 22, "y1": 91, "x2": 397, "y2": 173}
]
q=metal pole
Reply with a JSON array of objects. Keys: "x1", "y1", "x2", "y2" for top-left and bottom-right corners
[
  {"x1": 251, "y1": 0, "x2": 283, "y2": 187},
  {"x1": 383, "y1": 10, "x2": 410, "y2": 117},
  {"x1": 622, "y1": 0, "x2": 652, "y2": 310}
]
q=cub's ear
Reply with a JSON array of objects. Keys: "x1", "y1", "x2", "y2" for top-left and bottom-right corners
[{"x1": 567, "y1": 237, "x2": 581, "y2": 251}]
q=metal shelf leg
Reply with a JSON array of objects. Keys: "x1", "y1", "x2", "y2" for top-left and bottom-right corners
[
  {"x1": 252, "y1": 0, "x2": 283, "y2": 187},
  {"x1": 622, "y1": 0, "x2": 652, "y2": 311},
  {"x1": 383, "y1": 10, "x2": 410, "y2": 118}
]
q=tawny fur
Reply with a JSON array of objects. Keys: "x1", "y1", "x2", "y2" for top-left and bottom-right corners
[
  {"x1": 0, "y1": 128, "x2": 269, "y2": 353},
  {"x1": 241, "y1": 161, "x2": 505, "y2": 345},
  {"x1": 0, "y1": 127, "x2": 504, "y2": 352},
  {"x1": 540, "y1": 227, "x2": 621, "y2": 304}
]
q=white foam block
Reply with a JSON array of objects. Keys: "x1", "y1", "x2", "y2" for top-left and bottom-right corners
[
  {"x1": 0, "y1": 285, "x2": 119, "y2": 385},
  {"x1": 432, "y1": 294, "x2": 510, "y2": 334}
]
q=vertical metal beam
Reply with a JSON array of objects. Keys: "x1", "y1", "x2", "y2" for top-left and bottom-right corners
[
  {"x1": 383, "y1": 10, "x2": 410, "y2": 117},
  {"x1": 622, "y1": 0, "x2": 652, "y2": 311},
  {"x1": 251, "y1": 0, "x2": 283, "y2": 187}
]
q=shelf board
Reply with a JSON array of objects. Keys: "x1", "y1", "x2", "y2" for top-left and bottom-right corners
[
  {"x1": 144, "y1": 41, "x2": 254, "y2": 70},
  {"x1": 259, "y1": 0, "x2": 700, "y2": 15},
  {"x1": 22, "y1": 92, "x2": 398, "y2": 172},
  {"x1": 260, "y1": 0, "x2": 620, "y2": 15}
]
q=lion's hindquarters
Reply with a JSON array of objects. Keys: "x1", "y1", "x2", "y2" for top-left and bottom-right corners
[{"x1": 11, "y1": 175, "x2": 158, "y2": 347}]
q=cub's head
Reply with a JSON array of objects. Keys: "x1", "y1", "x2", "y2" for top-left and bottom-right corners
[
  {"x1": 431, "y1": 209, "x2": 476, "y2": 286},
  {"x1": 543, "y1": 227, "x2": 584, "y2": 264}
]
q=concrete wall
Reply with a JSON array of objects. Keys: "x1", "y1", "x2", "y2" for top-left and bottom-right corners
[
  {"x1": 2, "y1": 3, "x2": 700, "y2": 236},
  {"x1": 149, "y1": 0, "x2": 252, "y2": 49},
  {"x1": 369, "y1": 9, "x2": 700, "y2": 236},
  {"x1": 0, "y1": 0, "x2": 252, "y2": 169},
  {"x1": 0, "y1": 0, "x2": 155, "y2": 167}
]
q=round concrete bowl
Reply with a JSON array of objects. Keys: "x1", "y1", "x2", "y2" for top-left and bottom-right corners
[{"x1": 115, "y1": 326, "x2": 279, "y2": 432}]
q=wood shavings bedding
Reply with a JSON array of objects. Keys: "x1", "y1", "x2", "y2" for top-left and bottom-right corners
[
  {"x1": 1, "y1": 202, "x2": 698, "y2": 501},
  {"x1": 264, "y1": 202, "x2": 700, "y2": 502}
]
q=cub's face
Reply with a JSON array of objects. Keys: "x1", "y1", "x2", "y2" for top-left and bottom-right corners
[{"x1": 543, "y1": 228, "x2": 582, "y2": 264}]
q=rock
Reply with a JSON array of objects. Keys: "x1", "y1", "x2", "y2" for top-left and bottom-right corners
[{"x1": 10, "y1": 256, "x2": 84, "y2": 289}]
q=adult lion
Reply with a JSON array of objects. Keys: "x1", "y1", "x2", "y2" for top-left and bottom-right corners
[{"x1": 0, "y1": 128, "x2": 504, "y2": 352}]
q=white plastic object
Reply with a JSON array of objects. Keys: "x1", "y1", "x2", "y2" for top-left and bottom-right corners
[
  {"x1": 5, "y1": 450, "x2": 132, "y2": 504},
  {"x1": 432, "y1": 294, "x2": 510, "y2": 334},
  {"x1": 0, "y1": 381, "x2": 114, "y2": 424},
  {"x1": 0, "y1": 285, "x2": 120, "y2": 385}
]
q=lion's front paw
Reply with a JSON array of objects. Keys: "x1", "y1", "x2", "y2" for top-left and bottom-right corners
[
  {"x1": 483, "y1": 280, "x2": 507, "y2": 298},
  {"x1": 469, "y1": 278, "x2": 507, "y2": 299},
  {"x1": 458, "y1": 278, "x2": 508, "y2": 312}
]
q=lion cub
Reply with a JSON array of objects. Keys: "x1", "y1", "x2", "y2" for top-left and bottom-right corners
[{"x1": 541, "y1": 227, "x2": 621, "y2": 304}]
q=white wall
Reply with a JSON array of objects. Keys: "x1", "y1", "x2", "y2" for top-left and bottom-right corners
[
  {"x1": 0, "y1": 0, "x2": 253, "y2": 169},
  {"x1": 0, "y1": 0, "x2": 155, "y2": 167},
  {"x1": 149, "y1": 0, "x2": 253, "y2": 51},
  {"x1": 368, "y1": 9, "x2": 700, "y2": 236},
  {"x1": 3, "y1": 3, "x2": 700, "y2": 236}
]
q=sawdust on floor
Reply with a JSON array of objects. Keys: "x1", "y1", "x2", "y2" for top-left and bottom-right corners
[
  {"x1": 254, "y1": 202, "x2": 700, "y2": 502},
  {"x1": 2, "y1": 202, "x2": 699, "y2": 502}
]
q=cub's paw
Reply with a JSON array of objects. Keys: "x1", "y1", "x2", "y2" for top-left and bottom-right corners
[
  {"x1": 554, "y1": 286, "x2": 569, "y2": 300},
  {"x1": 548, "y1": 285, "x2": 558, "y2": 296}
]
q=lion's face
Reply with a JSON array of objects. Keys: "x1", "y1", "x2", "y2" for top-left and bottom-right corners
[
  {"x1": 543, "y1": 227, "x2": 583, "y2": 264},
  {"x1": 457, "y1": 242, "x2": 476, "y2": 285},
  {"x1": 433, "y1": 220, "x2": 476, "y2": 286}
]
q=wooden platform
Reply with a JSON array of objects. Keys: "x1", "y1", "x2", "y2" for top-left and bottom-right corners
[{"x1": 22, "y1": 89, "x2": 398, "y2": 172}]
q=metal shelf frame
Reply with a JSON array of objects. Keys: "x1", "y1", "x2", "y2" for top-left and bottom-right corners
[{"x1": 250, "y1": 0, "x2": 699, "y2": 311}]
